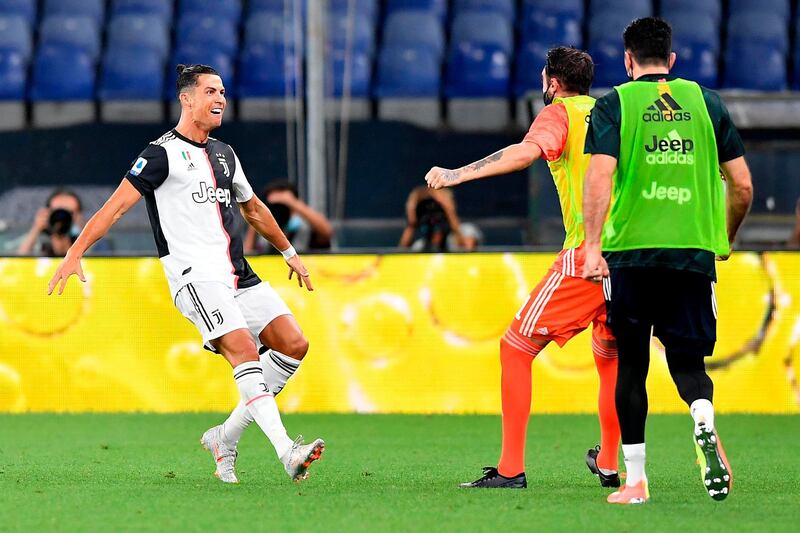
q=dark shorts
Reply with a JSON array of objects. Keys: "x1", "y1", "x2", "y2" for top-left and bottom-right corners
[{"x1": 605, "y1": 267, "x2": 717, "y2": 357}]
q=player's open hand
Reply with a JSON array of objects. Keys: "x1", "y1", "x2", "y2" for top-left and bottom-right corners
[
  {"x1": 582, "y1": 247, "x2": 609, "y2": 284},
  {"x1": 47, "y1": 254, "x2": 86, "y2": 295},
  {"x1": 286, "y1": 255, "x2": 314, "y2": 291},
  {"x1": 425, "y1": 167, "x2": 461, "y2": 189}
]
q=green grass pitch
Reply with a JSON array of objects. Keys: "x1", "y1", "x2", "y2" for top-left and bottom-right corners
[{"x1": 0, "y1": 414, "x2": 797, "y2": 532}]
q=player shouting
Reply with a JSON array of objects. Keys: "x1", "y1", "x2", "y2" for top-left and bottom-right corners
[
  {"x1": 426, "y1": 47, "x2": 621, "y2": 489},
  {"x1": 48, "y1": 65, "x2": 324, "y2": 484}
]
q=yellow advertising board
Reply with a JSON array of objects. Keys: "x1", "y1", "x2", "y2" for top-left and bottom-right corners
[{"x1": 0, "y1": 252, "x2": 797, "y2": 413}]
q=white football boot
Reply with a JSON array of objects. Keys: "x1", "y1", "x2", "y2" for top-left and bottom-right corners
[
  {"x1": 281, "y1": 435, "x2": 325, "y2": 481},
  {"x1": 200, "y1": 425, "x2": 239, "y2": 484}
]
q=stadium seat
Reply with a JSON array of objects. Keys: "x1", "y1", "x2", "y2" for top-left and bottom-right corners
[
  {"x1": 107, "y1": 15, "x2": 170, "y2": 60},
  {"x1": 0, "y1": 51, "x2": 26, "y2": 99},
  {"x1": 520, "y1": 10, "x2": 582, "y2": 49},
  {"x1": 330, "y1": 0, "x2": 378, "y2": 23},
  {"x1": 248, "y1": 0, "x2": 306, "y2": 20},
  {"x1": 0, "y1": 16, "x2": 32, "y2": 63},
  {"x1": 727, "y1": 13, "x2": 789, "y2": 54},
  {"x1": 451, "y1": 12, "x2": 513, "y2": 55},
  {"x1": 452, "y1": 0, "x2": 515, "y2": 21},
  {"x1": 43, "y1": 0, "x2": 105, "y2": 26},
  {"x1": 383, "y1": 11, "x2": 445, "y2": 58},
  {"x1": 522, "y1": 0, "x2": 583, "y2": 21},
  {"x1": 723, "y1": 43, "x2": 786, "y2": 91},
  {"x1": 729, "y1": 0, "x2": 790, "y2": 20},
  {"x1": 176, "y1": 14, "x2": 239, "y2": 57},
  {"x1": 385, "y1": 0, "x2": 448, "y2": 21},
  {"x1": 39, "y1": 15, "x2": 102, "y2": 62},
  {"x1": 237, "y1": 44, "x2": 299, "y2": 97},
  {"x1": 659, "y1": 0, "x2": 721, "y2": 26},
  {"x1": 445, "y1": 43, "x2": 510, "y2": 97},
  {"x1": 245, "y1": 12, "x2": 294, "y2": 48},
  {"x1": 669, "y1": 13, "x2": 719, "y2": 51},
  {"x1": 30, "y1": 46, "x2": 95, "y2": 100},
  {"x1": 375, "y1": 46, "x2": 441, "y2": 97},
  {"x1": 589, "y1": 0, "x2": 653, "y2": 18},
  {"x1": 0, "y1": 0, "x2": 36, "y2": 26},
  {"x1": 588, "y1": 14, "x2": 631, "y2": 87},
  {"x1": 327, "y1": 12, "x2": 376, "y2": 55},
  {"x1": 165, "y1": 44, "x2": 235, "y2": 100},
  {"x1": 671, "y1": 39, "x2": 718, "y2": 88},
  {"x1": 100, "y1": 47, "x2": 164, "y2": 100},
  {"x1": 178, "y1": 0, "x2": 241, "y2": 23},
  {"x1": 514, "y1": 41, "x2": 548, "y2": 96},
  {"x1": 111, "y1": 0, "x2": 173, "y2": 22},
  {"x1": 795, "y1": 20, "x2": 800, "y2": 89},
  {"x1": 328, "y1": 49, "x2": 372, "y2": 97}
]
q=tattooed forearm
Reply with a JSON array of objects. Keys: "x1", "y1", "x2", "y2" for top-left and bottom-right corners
[
  {"x1": 466, "y1": 150, "x2": 504, "y2": 173},
  {"x1": 443, "y1": 169, "x2": 461, "y2": 182}
]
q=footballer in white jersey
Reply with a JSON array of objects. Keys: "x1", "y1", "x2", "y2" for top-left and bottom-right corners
[{"x1": 49, "y1": 64, "x2": 324, "y2": 484}]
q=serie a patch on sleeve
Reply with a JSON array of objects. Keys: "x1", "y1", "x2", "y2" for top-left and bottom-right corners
[{"x1": 129, "y1": 157, "x2": 148, "y2": 176}]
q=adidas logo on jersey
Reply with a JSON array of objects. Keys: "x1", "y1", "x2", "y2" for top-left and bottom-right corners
[
  {"x1": 642, "y1": 92, "x2": 692, "y2": 122},
  {"x1": 192, "y1": 181, "x2": 231, "y2": 208}
]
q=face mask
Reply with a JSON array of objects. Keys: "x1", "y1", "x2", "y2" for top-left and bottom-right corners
[
  {"x1": 542, "y1": 87, "x2": 555, "y2": 106},
  {"x1": 285, "y1": 215, "x2": 303, "y2": 233}
]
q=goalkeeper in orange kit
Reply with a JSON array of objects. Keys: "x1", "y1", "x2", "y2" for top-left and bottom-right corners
[{"x1": 425, "y1": 47, "x2": 620, "y2": 489}]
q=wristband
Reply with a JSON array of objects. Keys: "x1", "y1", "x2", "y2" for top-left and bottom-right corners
[{"x1": 280, "y1": 245, "x2": 297, "y2": 260}]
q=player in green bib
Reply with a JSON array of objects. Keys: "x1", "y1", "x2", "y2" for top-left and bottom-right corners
[{"x1": 581, "y1": 18, "x2": 753, "y2": 505}]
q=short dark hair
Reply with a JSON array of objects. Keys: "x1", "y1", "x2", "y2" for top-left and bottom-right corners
[
  {"x1": 175, "y1": 64, "x2": 220, "y2": 97},
  {"x1": 263, "y1": 180, "x2": 299, "y2": 199},
  {"x1": 544, "y1": 47, "x2": 594, "y2": 94},
  {"x1": 46, "y1": 188, "x2": 82, "y2": 212},
  {"x1": 623, "y1": 17, "x2": 672, "y2": 66}
]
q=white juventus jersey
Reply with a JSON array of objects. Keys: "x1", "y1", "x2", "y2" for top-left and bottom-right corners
[{"x1": 125, "y1": 129, "x2": 260, "y2": 300}]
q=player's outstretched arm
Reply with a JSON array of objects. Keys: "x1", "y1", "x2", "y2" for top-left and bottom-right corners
[
  {"x1": 48, "y1": 179, "x2": 142, "y2": 295},
  {"x1": 720, "y1": 156, "x2": 753, "y2": 259},
  {"x1": 239, "y1": 196, "x2": 313, "y2": 291},
  {"x1": 425, "y1": 142, "x2": 543, "y2": 189},
  {"x1": 582, "y1": 154, "x2": 617, "y2": 282}
]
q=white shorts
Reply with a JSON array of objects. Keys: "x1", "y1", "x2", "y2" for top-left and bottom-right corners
[{"x1": 175, "y1": 281, "x2": 292, "y2": 352}]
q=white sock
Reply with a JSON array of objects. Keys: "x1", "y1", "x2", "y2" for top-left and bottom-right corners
[
  {"x1": 622, "y1": 443, "x2": 646, "y2": 487},
  {"x1": 690, "y1": 399, "x2": 715, "y2": 432},
  {"x1": 232, "y1": 361, "x2": 293, "y2": 458},
  {"x1": 262, "y1": 349, "x2": 301, "y2": 394},
  {"x1": 220, "y1": 351, "x2": 302, "y2": 446}
]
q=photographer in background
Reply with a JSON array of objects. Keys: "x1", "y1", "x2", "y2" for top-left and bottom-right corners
[
  {"x1": 244, "y1": 180, "x2": 334, "y2": 254},
  {"x1": 399, "y1": 186, "x2": 480, "y2": 252},
  {"x1": 17, "y1": 188, "x2": 84, "y2": 257},
  {"x1": 789, "y1": 198, "x2": 800, "y2": 248}
]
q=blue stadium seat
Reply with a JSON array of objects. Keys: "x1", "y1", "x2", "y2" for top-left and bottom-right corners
[
  {"x1": 165, "y1": 44, "x2": 235, "y2": 99},
  {"x1": 0, "y1": 16, "x2": 32, "y2": 62},
  {"x1": 327, "y1": 12, "x2": 376, "y2": 55},
  {"x1": 588, "y1": 14, "x2": 631, "y2": 87},
  {"x1": 328, "y1": 49, "x2": 372, "y2": 97},
  {"x1": 659, "y1": 0, "x2": 721, "y2": 26},
  {"x1": 383, "y1": 11, "x2": 445, "y2": 58},
  {"x1": 248, "y1": 0, "x2": 306, "y2": 19},
  {"x1": 514, "y1": 41, "x2": 547, "y2": 96},
  {"x1": 0, "y1": 51, "x2": 26, "y2": 99},
  {"x1": 176, "y1": 14, "x2": 238, "y2": 57},
  {"x1": 43, "y1": 0, "x2": 105, "y2": 26},
  {"x1": 111, "y1": 0, "x2": 173, "y2": 22},
  {"x1": 729, "y1": 0, "x2": 790, "y2": 20},
  {"x1": 724, "y1": 43, "x2": 786, "y2": 91},
  {"x1": 330, "y1": 0, "x2": 378, "y2": 23},
  {"x1": 107, "y1": 15, "x2": 170, "y2": 60},
  {"x1": 30, "y1": 46, "x2": 95, "y2": 100},
  {"x1": 100, "y1": 47, "x2": 165, "y2": 100},
  {"x1": 39, "y1": 15, "x2": 101, "y2": 62},
  {"x1": 727, "y1": 13, "x2": 789, "y2": 54},
  {"x1": 671, "y1": 39, "x2": 718, "y2": 88},
  {"x1": 375, "y1": 46, "x2": 441, "y2": 97},
  {"x1": 179, "y1": 0, "x2": 240, "y2": 24},
  {"x1": 445, "y1": 43, "x2": 510, "y2": 97},
  {"x1": 245, "y1": 12, "x2": 294, "y2": 48},
  {"x1": 0, "y1": 0, "x2": 36, "y2": 26},
  {"x1": 520, "y1": 11, "x2": 582, "y2": 48},
  {"x1": 237, "y1": 44, "x2": 299, "y2": 97},
  {"x1": 670, "y1": 13, "x2": 719, "y2": 51},
  {"x1": 522, "y1": 0, "x2": 583, "y2": 21},
  {"x1": 453, "y1": 0, "x2": 515, "y2": 21},
  {"x1": 589, "y1": 0, "x2": 653, "y2": 18},
  {"x1": 451, "y1": 12, "x2": 513, "y2": 55},
  {"x1": 795, "y1": 19, "x2": 800, "y2": 89},
  {"x1": 385, "y1": 0, "x2": 448, "y2": 21}
]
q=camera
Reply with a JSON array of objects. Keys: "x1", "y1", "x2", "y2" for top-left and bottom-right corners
[{"x1": 47, "y1": 208, "x2": 73, "y2": 237}]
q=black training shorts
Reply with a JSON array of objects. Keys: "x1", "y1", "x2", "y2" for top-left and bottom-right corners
[{"x1": 605, "y1": 267, "x2": 717, "y2": 357}]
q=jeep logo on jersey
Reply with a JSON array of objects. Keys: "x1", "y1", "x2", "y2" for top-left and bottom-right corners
[
  {"x1": 642, "y1": 92, "x2": 692, "y2": 122},
  {"x1": 192, "y1": 181, "x2": 231, "y2": 207},
  {"x1": 216, "y1": 153, "x2": 230, "y2": 177},
  {"x1": 642, "y1": 180, "x2": 692, "y2": 205},
  {"x1": 644, "y1": 130, "x2": 695, "y2": 165}
]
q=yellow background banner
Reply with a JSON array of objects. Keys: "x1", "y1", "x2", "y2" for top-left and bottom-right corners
[{"x1": 0, "y1": 253, "x2": 798, "y2": 413}]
